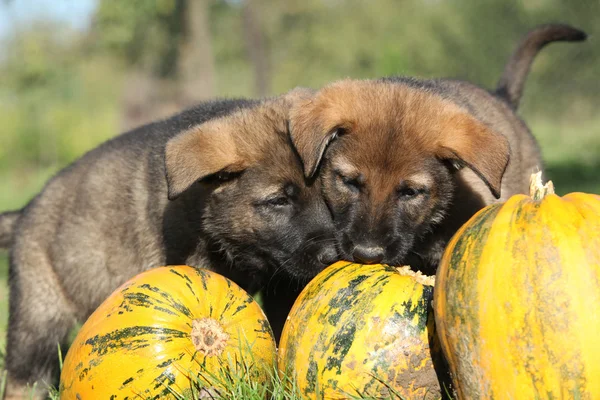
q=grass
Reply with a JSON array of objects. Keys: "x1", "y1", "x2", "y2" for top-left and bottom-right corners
[{"x1": 0, "y1": 342, "x2": 424, "y2": 400}]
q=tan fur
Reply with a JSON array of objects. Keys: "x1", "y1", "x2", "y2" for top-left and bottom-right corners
[
  {"x1": 165, "y1": 100, "x2": 289, "y2": 199},
  {"x1": 165, "y1": 124, "x2": 248, "y2": 198},
  {"x1": 291, "y1": 79, "x2": 510, "y2": 197}
]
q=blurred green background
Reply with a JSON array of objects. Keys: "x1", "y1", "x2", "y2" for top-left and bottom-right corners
[{"x1": 0, "y1": 0, "x2": 598, "y2": 351}]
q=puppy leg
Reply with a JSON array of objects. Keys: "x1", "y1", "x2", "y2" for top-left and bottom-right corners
[
  {"x1": 261, "y1": 281, "x2": 303, "y2": 342},
  {"x1": 5, "y1": 252, "x2": 77, "y2": 399}
]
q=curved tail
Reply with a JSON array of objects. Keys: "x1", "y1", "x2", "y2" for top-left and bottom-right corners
[
  {"x1": 0, "y1": 210, "x2": 21, "y2": 249},
  {"x1": 495, "y1": 24, "x2": 587, "y2": 109}
]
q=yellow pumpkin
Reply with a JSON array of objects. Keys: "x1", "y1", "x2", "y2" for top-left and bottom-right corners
[
  {"x1": 278, "y1": 261, "x2": 447, "y2": 399},
  {"x1": 60, "y1": 265, "x2": 276, "y2": 399},
  {"x1": 434, "y1": 172, "x2": 600, "y2": 399}
]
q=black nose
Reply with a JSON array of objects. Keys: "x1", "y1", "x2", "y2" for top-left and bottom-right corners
[
  {"x1": 352, "y1": 245, "x2": 384, "y2": 264},
  {"x1": 317, "y1": 245, "x2": 339, "y2": 266}
]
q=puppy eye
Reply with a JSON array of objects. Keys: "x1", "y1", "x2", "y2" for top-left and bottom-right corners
[
  {"x1": 397, "y1": 187, "x2": 420, "y2": 199},
  {"x1": 342, "y1": 176, "x2": 361, "y2": 190},
  {"x1": 265, "y1": 196, "x2": 290, "y2": 207},
  {"x1": 335, "y1": 170, "x2": 361, "y2": 192}
]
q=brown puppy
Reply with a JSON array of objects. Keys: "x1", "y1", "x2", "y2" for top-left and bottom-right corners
[
  {"x1": 290, "y1": 24, "x2": 586, "y2": 273},
  {"x1": 0, "y1": 93, "x2": 337, "y2": 399}
]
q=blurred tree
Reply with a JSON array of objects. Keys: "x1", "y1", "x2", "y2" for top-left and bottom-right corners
[
  {"x1": 242, "y1": 0, "x2": 271, "y2": 96},
  {"x1": 93, "y1": 0, "x2": 216, "y2": 130}
]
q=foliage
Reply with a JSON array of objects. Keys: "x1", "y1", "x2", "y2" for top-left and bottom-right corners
[
  {"x1": 94, "y1": 0, "x2": 186, "y2": 77},
  {"x1": 0, "y1": 22, "x2": 122, "y2": 170}
]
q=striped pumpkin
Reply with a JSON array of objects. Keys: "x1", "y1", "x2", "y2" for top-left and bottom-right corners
[
  {"x1": 59, "y1": 265, "x2": 276, "y2": 399},
  {"x1": 278, "y1": 261, "x2": 445, "y2": 399},
  {"x1": 434, "y1": 172, "x2": 600, "y2": 399}
]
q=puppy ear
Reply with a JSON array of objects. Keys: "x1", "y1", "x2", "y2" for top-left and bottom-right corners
[
  {"x1": 288, "y1": 96, "x2": 345, "y2": 178},
  {"x1": 284, "y1": 87, "x2": 315, "y2": 104},
  {"x1": 164, "y1": 122, "x2": 247, "y2": 200},
  {"x1": 437, "y1": 113, "x2": 510, "y2": 199}
]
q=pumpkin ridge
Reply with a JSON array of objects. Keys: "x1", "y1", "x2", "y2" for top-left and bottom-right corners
[
  {"x1": 138, "y1": 283, "x2": 194, "y2": 318},
  {"x1": 435, "y1": 203, "x2": 502, "y2": 398},
  {"x1": 194, "y1": 268, "x2": 210, "y2": 291},
  {"x1": 168, "y1": 267, "x2": 194, "y2": 286},
  {"x1": 169, "y1": 268, "x2": 201, "y2": 302},
  {"x1": 229, "y1": 293, "x2": 255, "y2": 318},
  {"x1": 84, "y1": 326, "x2": 188, "y2": 356}
]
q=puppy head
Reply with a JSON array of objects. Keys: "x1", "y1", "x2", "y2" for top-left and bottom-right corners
[
  {"x1": 290, "y1": 79, "x2": 509, "y2": 267},
  {"x1": 164, "y1": 94, "x2": 337, "y2": 282}
]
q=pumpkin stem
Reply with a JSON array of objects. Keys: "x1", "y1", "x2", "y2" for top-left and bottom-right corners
[
  {"x1": 529, "y1": 171, "x2": 555, "y2": 201},
  {"x1": 191, "y1": 318, "x2": 229, "y2": 357}
]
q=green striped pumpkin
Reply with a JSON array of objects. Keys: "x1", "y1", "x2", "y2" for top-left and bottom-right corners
[
  {"x1": 278, "y1": 261, "x2": 446, "y2": 399},
  {"x1": 59, "y1": 265, "x2": 276, "y2": 399}
]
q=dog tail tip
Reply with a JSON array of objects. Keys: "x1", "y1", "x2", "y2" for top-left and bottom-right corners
[{"x1": 495, "y1": 23, "x2": 587, "y2": 110}]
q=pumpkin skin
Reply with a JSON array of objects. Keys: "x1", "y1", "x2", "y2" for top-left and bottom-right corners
[
  {"x1": 59, "y1": 265, "x2": 276, "y2": 400},
  {"x1": 278, "y1": 261, "x2": 445, "y2": 399},
  {"x1": 434, "y1": 175, "x2": 600, "y2": 399}
]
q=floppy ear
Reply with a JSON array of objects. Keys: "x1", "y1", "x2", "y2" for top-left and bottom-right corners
[
  {"x1": 284, "y1": 86, "x2": 315, "y2": 105},
  {"x1": 288, "y1": 97, "x2": 345, "y2": 178},
  {"x1": 436, "y1": 113, "x2": 510, "y2": 199},
  {"x1": 164, "y1": 123, "x2": 247, "y2": 200}
]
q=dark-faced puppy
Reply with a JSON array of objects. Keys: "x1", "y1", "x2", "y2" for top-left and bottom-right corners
[
  {"x1": 290, "y1": 24, "x2": 586, "y2": 273},
  {"x1": 0, "y1": 94, "x2": 337, "y2": 399}
]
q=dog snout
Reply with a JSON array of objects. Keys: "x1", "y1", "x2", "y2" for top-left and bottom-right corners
[{"x1": 352, "y1": 245, "x2": 385, "y2": 264}]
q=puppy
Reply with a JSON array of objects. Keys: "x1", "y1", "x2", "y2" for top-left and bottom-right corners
[
  {"x1": 0, "y1": 94, "x2": 337, "y2": 398},
  {"x1": 290, "y1": 24, "x2": 586, "y2": 273}
]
